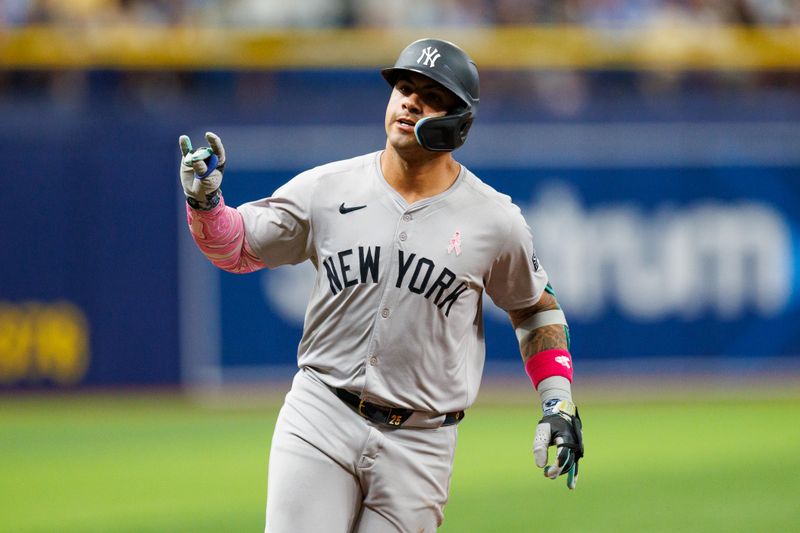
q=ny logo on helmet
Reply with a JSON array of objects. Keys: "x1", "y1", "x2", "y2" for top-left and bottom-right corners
[{"x1": 417, "y1": 47, "x2": 441, "y2": 68}]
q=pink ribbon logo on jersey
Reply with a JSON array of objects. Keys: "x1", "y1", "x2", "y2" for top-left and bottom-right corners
[{"x1": 447, "y1": 231, "x2": 462, "y2": 256}]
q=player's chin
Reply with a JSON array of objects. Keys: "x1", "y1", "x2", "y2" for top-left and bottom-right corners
[{"x1": 387, "y1": 130, "x2": 419, "y2": 151}]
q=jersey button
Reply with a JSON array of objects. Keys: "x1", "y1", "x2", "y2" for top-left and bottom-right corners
[
  {"x1": 399, "y1": 232, "x2": 407, "y2": 241},
  {"x1": 369, "y1": 356, "x2": 378, "y2": 366},
  {"x1": 381, "y1": 308, "x2": 390, "y2": 318},
  {"x1": 402, "y1": 214, "x2": 412, "y2": 222}
]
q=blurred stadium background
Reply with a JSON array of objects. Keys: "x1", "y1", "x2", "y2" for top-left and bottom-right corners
[{"x1": 2, "y1": 1, "x2": 799, "y2": 532}]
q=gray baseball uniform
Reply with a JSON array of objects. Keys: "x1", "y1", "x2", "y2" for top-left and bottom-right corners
[{"x1": 238, "y1": 150, "x2": 548, "y2": 532}]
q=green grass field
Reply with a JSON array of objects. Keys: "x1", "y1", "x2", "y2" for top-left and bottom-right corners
[{"x1": 2, "y1": 384, "x2": 799, "y2": 532}]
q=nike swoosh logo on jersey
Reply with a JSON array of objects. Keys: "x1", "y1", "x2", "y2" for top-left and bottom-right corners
[{"x1": 339, "y1": 203, "x2": 367, "y2": 214}]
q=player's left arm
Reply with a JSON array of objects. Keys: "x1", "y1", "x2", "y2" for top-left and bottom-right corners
[{"x1": 508, "y1": 286, "x2": 584, "y2": 489}]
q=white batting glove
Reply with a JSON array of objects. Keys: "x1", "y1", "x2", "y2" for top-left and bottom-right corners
[
  {"x1": 178, "y1": 131, "x2": 226, "y2": 209},
  {"x1": 533, "y1": 399, "x2": 584, "y2": 490}
]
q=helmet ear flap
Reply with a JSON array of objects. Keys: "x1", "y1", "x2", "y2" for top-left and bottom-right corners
[{"x1": 414, "y1": 110, "x2": 473, "y2": 152}]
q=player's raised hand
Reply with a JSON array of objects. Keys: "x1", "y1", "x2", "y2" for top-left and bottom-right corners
[
  {"x1": 533, "y1": 399, "x2": 584, "y2": 489},
  {"x1": 178, "y1": 131, "x2": 226, "y2": 209}
]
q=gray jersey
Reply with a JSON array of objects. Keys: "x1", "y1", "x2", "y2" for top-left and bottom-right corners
[{"x1": 238, "y1": 151, "x2": 548, "y2": 413}]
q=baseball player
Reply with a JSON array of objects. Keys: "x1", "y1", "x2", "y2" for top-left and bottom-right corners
[{"x1": 179, "y1": 38, "x2": 583, "y2": 533}]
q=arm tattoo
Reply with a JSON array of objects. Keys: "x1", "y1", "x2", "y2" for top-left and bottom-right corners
[
  {"x1": 508, "y1": 289, "x2": 570, "y2": 362},
  {"x1": 521, "y1": 325, "x2": 568, "y2": 363}
]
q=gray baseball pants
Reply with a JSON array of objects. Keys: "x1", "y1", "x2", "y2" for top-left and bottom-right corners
[{"x1": 264, "y1": 368, "x2": 458, "y2": 533}]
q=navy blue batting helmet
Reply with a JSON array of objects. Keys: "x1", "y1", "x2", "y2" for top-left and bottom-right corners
[{"x1": 382, "y1": 38, "x2": 480, "y2": 152}]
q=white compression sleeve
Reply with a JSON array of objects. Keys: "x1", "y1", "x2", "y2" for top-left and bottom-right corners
[{"x1": 537, "y1": 376, "x2": 573, "y2": 405}]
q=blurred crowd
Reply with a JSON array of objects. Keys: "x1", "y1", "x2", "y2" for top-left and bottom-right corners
[
  {"x1": 1, "y1": 0, "x2": 798, "y2": 27},
  {"x1": 1, "y1": 0, "x2": 797, "y2": 119}
]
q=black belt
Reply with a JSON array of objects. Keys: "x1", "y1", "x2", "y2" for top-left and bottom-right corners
[{"x1": 335, "y1": 388, "x2": 465, "y2": 428}]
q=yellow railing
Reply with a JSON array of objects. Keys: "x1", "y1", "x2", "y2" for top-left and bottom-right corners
[{"x1": 1, "y1": 26, "x2": 799, "y2": 70}]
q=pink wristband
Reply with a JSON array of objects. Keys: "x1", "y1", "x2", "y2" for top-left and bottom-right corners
[{"x1": 525, "y1": 348, "x2": 573, "y2": 389}]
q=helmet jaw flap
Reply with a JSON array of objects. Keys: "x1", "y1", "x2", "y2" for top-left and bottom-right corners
[
  {"x1": 414, "y1": 111, "x2": 473, "y2": 152},
  {"x1": 382, "y1": 38, "x2": 480, "y2": 152}
]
